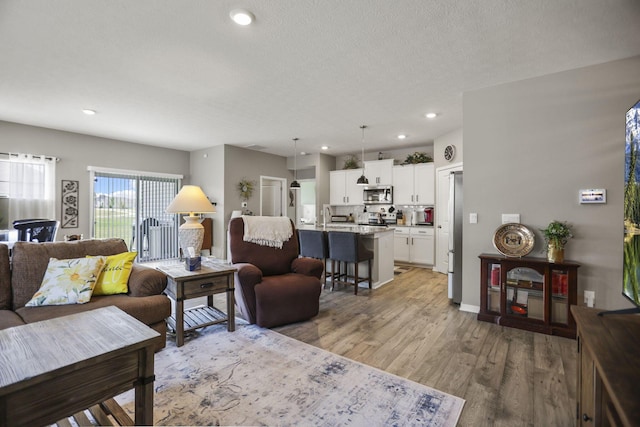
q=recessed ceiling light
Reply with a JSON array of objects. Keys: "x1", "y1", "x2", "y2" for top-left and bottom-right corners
[
  {"x1": 321, "y1": 145, "x2": 329, "y2": 150},
  {"x1": 397, "y1": 134, "x2": 407, "y2": 140},
  {"x1": 425, "y1": 112, "x2": 438, "y2": 119},
  {"x1": 82, "y1": 109, "x2": 96, "y2": 115},
  {"x1": 230, "y1": 9, "x2": 254, "y2": 25}
]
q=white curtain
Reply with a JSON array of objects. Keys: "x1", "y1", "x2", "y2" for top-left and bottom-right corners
[{"x1": 8, "y1": 153, "x2": 56, "y2": 222}]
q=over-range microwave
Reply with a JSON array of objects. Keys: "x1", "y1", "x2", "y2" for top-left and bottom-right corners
[{"x1": 363, "y1": 186, "x2": 393, "y2": 205}]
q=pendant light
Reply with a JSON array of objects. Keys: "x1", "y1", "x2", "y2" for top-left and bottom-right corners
[
  {"x1": 356, "y1": 125, "x2": 369, "y2": 185},
  {"x1": 290, "y1": 137, "x2": 301, "y2": 189}
]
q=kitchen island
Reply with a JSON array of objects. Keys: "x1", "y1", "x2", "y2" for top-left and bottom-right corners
[{"x1": 299, "y1": 224, "x2": 395, "y2": 289}]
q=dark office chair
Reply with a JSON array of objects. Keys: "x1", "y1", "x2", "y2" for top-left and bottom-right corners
[{"x1": 13, "y1": 219, "x2": 59, "y2": 242}]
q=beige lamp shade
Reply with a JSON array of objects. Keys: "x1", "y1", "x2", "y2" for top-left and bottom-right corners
[
  {"x1": 166, "y1": 185, "x2": 216, "y2": 215},
  {"x1": 166, "y1": 185, "x2": 215, "y2": 257}
]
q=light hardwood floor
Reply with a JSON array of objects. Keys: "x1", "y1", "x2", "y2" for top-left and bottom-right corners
[{"x1": 274, "y1": 267, "x2": 577, "y2": 427}]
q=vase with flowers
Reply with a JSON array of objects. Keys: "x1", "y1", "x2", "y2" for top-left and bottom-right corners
[{"x1": 540, "y1": 220, "x2": 573, "y2": 263}]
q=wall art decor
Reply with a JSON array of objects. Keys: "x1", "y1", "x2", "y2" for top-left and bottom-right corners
[{"x1": 61, "y1": 179, "x2": 79, "y2": 228}]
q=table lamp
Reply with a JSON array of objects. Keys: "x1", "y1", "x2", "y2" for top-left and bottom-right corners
[{"x1": 166, "y1": 185, "x2": 215, "y2": 256}]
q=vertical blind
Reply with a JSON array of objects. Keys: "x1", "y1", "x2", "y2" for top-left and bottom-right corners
[{"x1": 90, "y1": 168, "x2": 181, "y2": 261}]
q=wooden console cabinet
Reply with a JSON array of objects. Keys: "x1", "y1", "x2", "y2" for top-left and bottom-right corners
[
  {"x1": 572, "y1": 305, "x2": 640, "y2": 426},
  {"x1": 478, "y1": 253, "x2": 579, "y2": 338}
]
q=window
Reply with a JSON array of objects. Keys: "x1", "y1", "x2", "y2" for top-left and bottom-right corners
[
  {"x1": 89, "y1": 167, "x2": 182, "y2": 261},
  {"x1": 0, "y1": 153, "x2": 57, "y2": 229}
]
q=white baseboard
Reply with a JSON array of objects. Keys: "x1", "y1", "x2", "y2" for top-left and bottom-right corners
[{"x1": 459, "y1": 303, "x2": 480, "y2": 314}]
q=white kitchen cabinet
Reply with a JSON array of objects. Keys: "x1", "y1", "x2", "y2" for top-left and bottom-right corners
[
  {"x1": 364, "y1": 159, "x2": 394, "y2": 186},
  {"x1": 393, "y1": 227, "x2": 411, "y2": 262},
  {"x1": 394, "y1": 226, "x2": 434, "y2": 265},
  {"x1": 414, "y1": 163, "x2": 435, "y2": 205},
  {"x1": 330, "y1": 169, "x2": 364, "y2": 206},
  {"x1": 392, "y1": 166, "x2": 414, "y2": 205},
  {"x1": 392, "y1": 163, "x2": 435, "y2": 205},
  {"x1": 410, "y1": 227, "x2": 434, "y2": 265}
]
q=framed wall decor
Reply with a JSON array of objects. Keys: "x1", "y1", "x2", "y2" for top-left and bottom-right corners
[{"x1": 61, "y1": 179, "x2": 79, "y2": 228}]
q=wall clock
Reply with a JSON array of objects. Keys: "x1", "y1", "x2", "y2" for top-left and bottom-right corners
[{"x1": 444, "y1": 145, "x2": 456, "y2": 162}]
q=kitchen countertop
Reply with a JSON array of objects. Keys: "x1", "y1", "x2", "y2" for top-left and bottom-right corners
[
  {"x1": 300, "y1": 224, "x2": 395, "y2": 236},
  {"x1": 393, "y1": 224, "x2": 434, "y2": 228}
]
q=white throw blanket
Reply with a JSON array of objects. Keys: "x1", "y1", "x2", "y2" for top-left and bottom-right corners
[{"x1": 242, "y1": 215, "x2": 293, "y2": 249}]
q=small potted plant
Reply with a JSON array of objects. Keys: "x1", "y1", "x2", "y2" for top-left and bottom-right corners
[
  {"x1": 343, "y1": 155, "x2": 360, "y2": 169},
  {"x1": 403, "y1": 152, "x2": 433, "y2": 164},
  {"x1": 540, "y1": 220, "x2": 573, "y2": 263}
]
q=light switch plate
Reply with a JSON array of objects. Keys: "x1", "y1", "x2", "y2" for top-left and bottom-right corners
[
  {"x1": 469, "y1": 213, "x2": 478, "y2": 224},
  {"x1": 502, "y1": 214, "x2": 520, "y2": 224}
]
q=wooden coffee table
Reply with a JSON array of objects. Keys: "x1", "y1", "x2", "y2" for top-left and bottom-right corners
[
  {"x1": 0, "y1": 306, "x2": 159, "y2": 426},
  {"x1": 158, "y1": 258, "x2": 237, "y2": 347}
]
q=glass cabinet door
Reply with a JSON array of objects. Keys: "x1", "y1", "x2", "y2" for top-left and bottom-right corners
[
  {"x1": 486, "y1": 262, "x2": 501, "y2": 313},
  {"x1": 551, "y1": 269, "x2": 569, "y2": 325},
  {"x1": 504, "y1": 266, "x2": 545, "y2": 321}
]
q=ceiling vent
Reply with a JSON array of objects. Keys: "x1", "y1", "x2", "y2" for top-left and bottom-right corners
[{"x1": 244, "y1": 144, "x2": 267, "y2": 150}]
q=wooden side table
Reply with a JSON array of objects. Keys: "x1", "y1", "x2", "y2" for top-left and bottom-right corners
[
  {"x1": 158, "y1": 259, "x2": 236, "y2": 347},
  {"x1": 0, "y1": 306, "x2": 158, "y2": 426}
]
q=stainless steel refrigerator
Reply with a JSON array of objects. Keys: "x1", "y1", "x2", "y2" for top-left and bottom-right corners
[{"x1": 448, "y1": 171, "x2": 463, "y2": 304}]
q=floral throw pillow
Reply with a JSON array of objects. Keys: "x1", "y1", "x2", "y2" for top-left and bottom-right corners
[
  {"x1": 90, "y1": 252, "x2": 137, "y2": 296},
  {"x1": 25, "y1": 257, "x2": 107, "y2": 306}
]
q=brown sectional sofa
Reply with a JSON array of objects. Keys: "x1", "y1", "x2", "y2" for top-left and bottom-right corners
[{"x1": 0, "y1": 238, "x2": 171, "y2": 350}]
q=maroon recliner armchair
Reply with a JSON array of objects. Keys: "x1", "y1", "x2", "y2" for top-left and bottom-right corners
[{"x1": 228, "y1": 217, "x2": 324, "y2": 328}]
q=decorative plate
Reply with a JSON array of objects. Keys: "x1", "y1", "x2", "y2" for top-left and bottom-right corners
[{"x1": 492, "y1": 223, "x2": 535, "y2": 257}]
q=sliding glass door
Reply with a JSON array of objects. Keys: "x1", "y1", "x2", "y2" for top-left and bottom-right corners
[{"x1": 89, "y1": 167, "x2": 181, "y2": 261}]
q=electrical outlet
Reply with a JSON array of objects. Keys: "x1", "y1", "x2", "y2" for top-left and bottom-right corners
[
  {"x1": 584, "y1": 290, "x2": 595, "y2": 307},
  {"x1": 241, "y1": 202, "x2": 247, "y2": 208},
  {"x1": 469, "y1": 213, "x2": 478, "y2": 224}
]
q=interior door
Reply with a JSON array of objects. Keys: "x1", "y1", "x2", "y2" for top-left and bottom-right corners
[
  {"x1": 260, "y1": 176, "x2": 286, "y2": 216},
  {"x1": 435, "y1": 164, "x2": 462, "y2": 273}
]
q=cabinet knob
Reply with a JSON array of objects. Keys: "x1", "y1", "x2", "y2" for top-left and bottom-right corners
[{"x1": 582, "y1": 414, "x2": 592, "y2": 422}]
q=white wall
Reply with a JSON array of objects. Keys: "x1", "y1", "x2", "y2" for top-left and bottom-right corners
[
  {"x1": 434, "y1": 128, "x2": 463, "y2": 169},
  {"x1": 190, "y1": 145, "x2": 225, "y2": 257},
  {"x1": 190, "y1": 145, "x2": 293, "y2": 259},
  {"x1": 463, "y1": 55, "x2": 640, "y2": 311},
  {"x1": 0, "y1": 121, "x2": 190, "y2": 240}
]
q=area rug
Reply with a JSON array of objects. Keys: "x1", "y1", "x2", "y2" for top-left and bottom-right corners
[
  {"x1": 116, "y1": 324, "x2": 464, "y2": 426},
  {"x1": 394, "y1": 265, "x2": 413, "y2": 275}
]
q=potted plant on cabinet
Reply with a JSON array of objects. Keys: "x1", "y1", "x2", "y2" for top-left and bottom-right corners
[{"x1": 540, "y1": 220, "x2": 573, "y2": 263}]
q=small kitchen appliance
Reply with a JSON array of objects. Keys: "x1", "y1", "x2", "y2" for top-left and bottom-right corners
[
  {"x1": 422, "y1": 207, "x2": 434, "y2": 225},
  {"x1": 363, "y1": 186, "x2": 393, "y2": 205},
  {"x1": 365, "y1": 211, "x2": 397, "y2": 225},
  {"x1": 330, "y1": 215, "x2": 349, "y2": 223}
]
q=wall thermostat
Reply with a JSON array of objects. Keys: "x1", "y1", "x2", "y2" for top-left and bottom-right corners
[{"x1": 579, "y1": 189, "x2": 606, "y2": 204}]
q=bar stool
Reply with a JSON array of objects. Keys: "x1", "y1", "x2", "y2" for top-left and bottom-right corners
[
  {"x1": 298, "y1": 229, "x2": 330, "y2": 286},
  {"x1": 327, "y1": 231, "x2": 374, "y2": 295}
]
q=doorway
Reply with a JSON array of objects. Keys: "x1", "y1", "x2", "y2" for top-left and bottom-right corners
[
  {"x1": 295, "y1": 179, "x2": 316, "y2": 226},
  {"x1": 260, "y1": 176, "x2": 287, "y2": 216},
  {"x1": 435, "y1": 163, "x2": 463, "y2": 274}
]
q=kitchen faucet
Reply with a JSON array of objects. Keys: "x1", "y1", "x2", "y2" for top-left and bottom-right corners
[{"x1": 324, "y1": 205, "x2": 332, "y2": 228}]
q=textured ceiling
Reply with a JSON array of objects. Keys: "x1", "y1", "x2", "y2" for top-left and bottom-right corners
[{"x1": 0, "y1": 0, "x2": 639, "y2": 157}]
